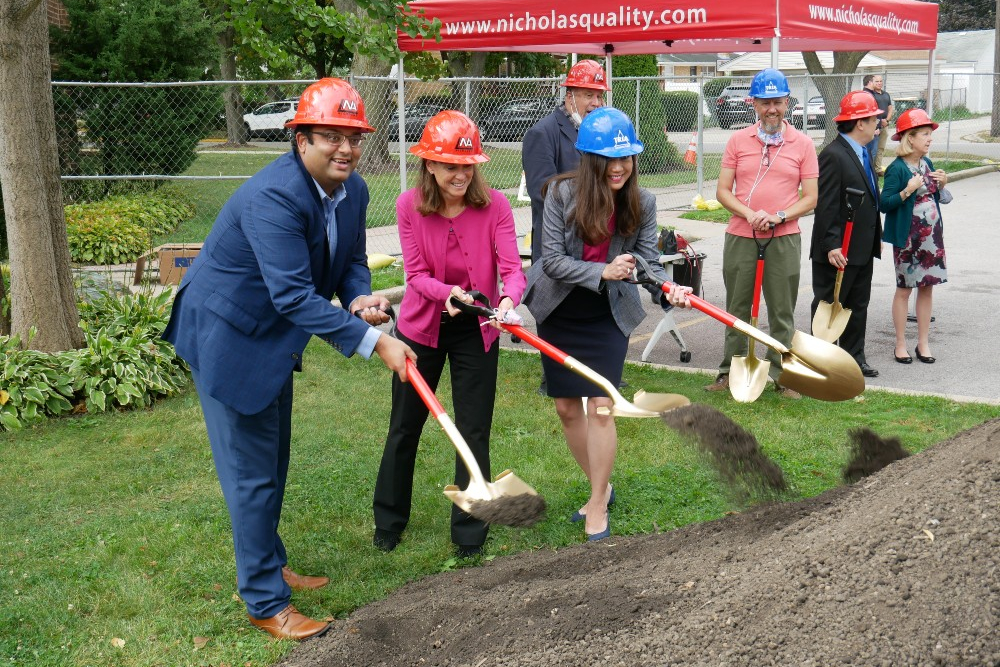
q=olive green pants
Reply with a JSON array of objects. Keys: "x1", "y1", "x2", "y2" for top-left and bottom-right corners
[{"x1": 717, "y1": 233, "x2": 801, "y2": 381}]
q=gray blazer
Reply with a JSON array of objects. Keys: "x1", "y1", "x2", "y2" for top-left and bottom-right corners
[{"x1": 522, "y1": 180, "x2": 668, "y2": 337}]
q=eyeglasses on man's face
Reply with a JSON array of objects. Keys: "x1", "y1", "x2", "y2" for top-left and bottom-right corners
[{"x1": 311, "y1": 130, "x2": 365, "y2": 148}]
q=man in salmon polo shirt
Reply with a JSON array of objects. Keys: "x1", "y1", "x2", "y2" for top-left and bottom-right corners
[{"x1": 708, "y1": 68, "x2": 818, "y2": 399}]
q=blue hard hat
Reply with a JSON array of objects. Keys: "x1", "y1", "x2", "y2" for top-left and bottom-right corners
[
  {"x1": 575, "y1": 108, "x2": 644, "y2": 158},
  {"x1": 749, "y1": 68, "x2": 790, "y2": 99}
]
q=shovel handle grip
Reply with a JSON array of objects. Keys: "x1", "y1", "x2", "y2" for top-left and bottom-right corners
[
  {"x1": 405, "y1": 359, "x2": 444, "y2": 418},
  {"x1": 501, "y1": 324, "x2": 569, "y2": 364}
]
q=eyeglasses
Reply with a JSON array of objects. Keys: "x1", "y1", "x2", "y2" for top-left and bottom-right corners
[
  {"x1": 310, "y1": 130, "x2": 365, "y2": 148},
  {"x1": 761, "y1": 145, "x2": 772, "y2": 167}
]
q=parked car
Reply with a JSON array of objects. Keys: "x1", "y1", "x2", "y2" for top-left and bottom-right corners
[
  {"x1": 388, "y1": 103, "x2": 446, "y2": 141},
  {"x1": 791, "y1": 96, "x2": 826, "y2": 129},
  {"x1": 714, "y1": 85, "x2": 797, "y2": 129},
  {"x1": 479, "y1": 97, "x2": 559, "y2": 142},
  {"x1": 242, "y1": 99, "x2": 298, "y2": 140}
]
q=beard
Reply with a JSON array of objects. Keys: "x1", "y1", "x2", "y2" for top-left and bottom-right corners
[{"x1": 761, "y1": 117, "x2": 783, "y2": 134}]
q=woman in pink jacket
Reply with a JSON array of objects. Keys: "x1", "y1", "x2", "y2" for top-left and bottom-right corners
[{"x1": 373, "y1": 111, "x2": 526, "y2": 558}]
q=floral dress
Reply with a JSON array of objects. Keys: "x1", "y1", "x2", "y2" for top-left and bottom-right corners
[{"x1": 893, "y1": 159, "x2": 947, "y2": 288}]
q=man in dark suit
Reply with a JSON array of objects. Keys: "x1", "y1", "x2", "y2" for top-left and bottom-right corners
[
  {"x1": 811, "y1": 91, "x2": 883, "y2": 378},
  {"x1": 163, "y1": 78, "x2": 415, "y2": 640},
  {"x1": 522, "y1": 59, "x2": 608, "y2": 263}
]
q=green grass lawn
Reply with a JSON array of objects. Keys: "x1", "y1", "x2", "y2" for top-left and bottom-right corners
[{"x1": 2, "y1": 345, "x2": 997, "y2": 666}]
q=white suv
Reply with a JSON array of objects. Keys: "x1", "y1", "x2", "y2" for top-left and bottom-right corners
[{"x1": 242, "y1": 99, "x2": 298, "y2": 140}]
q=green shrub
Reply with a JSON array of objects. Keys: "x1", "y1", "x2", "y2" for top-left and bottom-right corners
[
  {"x1": 703, "y1": 77, "x2": 732, "y2": 101},
  {"x1": 612, "y1": 55, "x2": 683, "y2": 173},
  {"x1": 0, "y1": 290, "x2": 188, "y2": 430},
  {"x1": 65, "y1": 187, "x2": 195, "y2": 265},
  {"x1": 663, "y1": 91, "x2": 700, "y2": 132}
]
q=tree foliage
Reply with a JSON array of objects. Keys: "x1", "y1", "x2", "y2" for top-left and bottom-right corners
[
  {"x1": 50, "y1": 0, "x2": 219, "y2": 184},
  {"x1": 228, "y1": 0, "x2": 440, "y2": 79},
  {"x1": 611, "y1": 55, "x2": 682, "y2": 172},
  {"x1": 933, "y1": 0, "x2": 996, "y2": 32}
]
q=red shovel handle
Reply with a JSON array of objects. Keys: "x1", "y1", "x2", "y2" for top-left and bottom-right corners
[
  {"x1": 751, "y1": 258, "x2": 765, "y2": 319},
  {"x1": 659, "y1": 281, "x2": 738, "y2": 328},
  {"x1": 837, "y1": 219, "x2": 854, "y2": 273},
  {"x1": 502, "y1": 324, "x2": 569, "y2": 364},
  {"x1": 405, "y1": 358, "x2": 444, "y2": 418}
]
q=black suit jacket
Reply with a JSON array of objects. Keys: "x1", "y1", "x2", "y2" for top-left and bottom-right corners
[{"x1": 811, "y1": 135, "x2": 882, "y2": 264}]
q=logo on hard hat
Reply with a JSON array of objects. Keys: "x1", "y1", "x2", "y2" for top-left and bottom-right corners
[
  {"x1": 338, "y1": 99, "x2": 358, "y2": 115},
  {"x1": 613, "y1": 129, "x2": 630, "y2": 149},
  {"x1": 765, "y1": 82, "x2": 778, "y2": 94},
  {"x1": 594, "y1": 72, "x2": 605, "y2": 82},
  {"x1": 454, "y1": 136, "x2": 474, "y2": 152}
]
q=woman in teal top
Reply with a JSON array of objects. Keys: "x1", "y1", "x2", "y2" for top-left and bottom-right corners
[{"x1": 880, "y1": 109, "x2": 948, "y2": 365}]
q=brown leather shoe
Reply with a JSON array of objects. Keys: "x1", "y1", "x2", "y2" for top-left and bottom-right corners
[
  {"x1": 248, "y1": 605, "x2": 330, "y2": 640},
  {"x1": 774, "y1": 383, "x2": 801, "y2": 400},
  {"x1": 704, "y1": 375, "x2": 729, "y2": 392},
  {"x1": 282, "y1": 566, "x2": 330, "y2": 590}
]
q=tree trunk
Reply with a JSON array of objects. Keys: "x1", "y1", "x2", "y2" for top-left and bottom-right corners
[
  {"x1": 803, "y1": 51, "x2": 868, "y2": 148},
  {"x1": 0, "y1": 0, "x2": 84, "y2": 351},
  {"x1": 444, "y1": 51, "x2": 487, "y2": 119},
  {"x1": 217, "y1": 24, "x2": 247, "y2": 145},
  {"x1": 335, "y1": 0, "x2": 395, "y2": 174}
]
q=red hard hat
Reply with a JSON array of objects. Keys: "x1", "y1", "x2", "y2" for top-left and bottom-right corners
[
  {"x1": 892, "y1": 108, "x2": 938, "y2": 141},
  {"x1": 562, "y1": 59, "x2": 609, "y2": 91},
  {"x1": 409, "y1": 110, "x2": 489, "y2": 165},
  {"x1": 833, "y1": 91, "x2": 880, "y2": 122},
  {"x1": 285, "y1": 78, "x2": 375, "y2": 132}
]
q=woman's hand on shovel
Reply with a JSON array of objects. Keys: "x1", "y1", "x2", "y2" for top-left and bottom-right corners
[
  {"x1": 602, "y1": 254, "x2": 636, "y2": 281},
  {"x1": 665, "y1": 284, "x2": 694, "y2": 309},
  {"x1": 446, "y1": 286, "x2": 474, "y2": 317}
]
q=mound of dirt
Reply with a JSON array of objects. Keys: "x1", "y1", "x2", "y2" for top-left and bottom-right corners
[{"x1": 282, "y1": 419, "x2": 1000, "y2": 667}]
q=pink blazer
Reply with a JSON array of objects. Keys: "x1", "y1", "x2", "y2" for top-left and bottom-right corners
[{"x1": 395, "y1": 187, "x2": 526, "y2": 351}]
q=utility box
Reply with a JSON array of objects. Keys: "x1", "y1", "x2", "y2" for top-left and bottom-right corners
[{"x1": 156, "y1": 243, "x2": 203, "y2": 285}]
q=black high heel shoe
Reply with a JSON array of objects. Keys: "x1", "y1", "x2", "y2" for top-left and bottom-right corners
[{"x1": 914, "y1": 346, "x2": 936, "y2": 364}]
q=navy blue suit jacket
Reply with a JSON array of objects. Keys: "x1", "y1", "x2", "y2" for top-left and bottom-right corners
[
  {"x1": 521, "y1": 109, "x2": 580, "y2": 261},
  {"x1": 163, "y1": 150, "x2": 373, "y2": 415}
]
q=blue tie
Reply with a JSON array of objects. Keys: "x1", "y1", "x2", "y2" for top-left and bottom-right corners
[{"x1": 862, "y1": 149, "x2": 876, "y2": 193}]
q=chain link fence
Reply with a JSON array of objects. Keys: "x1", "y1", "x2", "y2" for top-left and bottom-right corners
[{"x1": 38, "y1": 71, "x2": 1000, "y2": 263}]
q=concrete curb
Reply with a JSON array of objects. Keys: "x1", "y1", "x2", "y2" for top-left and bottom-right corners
[{"x1": 945, "y1": 164, "x2": 999, "y2": 181}]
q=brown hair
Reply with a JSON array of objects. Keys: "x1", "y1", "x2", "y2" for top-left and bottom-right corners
[
  {"x1": 415, "y1": 159, "x2": 491, "y2": 216},
  {"x1": 545, "y1": 152, "x2": 641, "y2": 245}
]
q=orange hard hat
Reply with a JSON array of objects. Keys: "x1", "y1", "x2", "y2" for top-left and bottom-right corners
[
  {"x1": 833, "y1": 90, "x2": 880, "y2": 122},
  {"x1": 285, "y1": 78, "x2": 375, "y2": 132},
  {"x1": 409, "y1": 110, "x2": 489, "y2": 165},
  {"x1": 562, "y1": 59, "x2": 609, "y2": 91},
  {"x1": 892, "y1": 108, "x2": 938, "y2": 141}
]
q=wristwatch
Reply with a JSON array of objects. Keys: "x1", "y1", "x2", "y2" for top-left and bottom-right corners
[{"x1": 776, "y1": 210, "x2": 787, "y2": 224}]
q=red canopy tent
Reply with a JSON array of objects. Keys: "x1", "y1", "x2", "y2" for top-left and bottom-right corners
[
  {"x1": 397, "y1": 0, "x2": 939, "y2": 55},
  {"x1": 393, "y1": 0, "x2": 938, "y2": 191}
]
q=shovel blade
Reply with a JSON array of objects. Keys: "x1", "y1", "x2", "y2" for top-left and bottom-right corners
[
  {"x1": 631, "y1": 390, "x2": 691, "y2": 414},
  {"x1": 777, "y1": 330, "x2": 865, "y2": 401},
  {"x1": 442, "y1": 469, "x2": 539, "y2": 514},
  {"x1": 811, "y1": 300, "x2": 852, "y2": 343},
  {"x1": 729, "y1": 354, "x2": 770, "y2": 403}
]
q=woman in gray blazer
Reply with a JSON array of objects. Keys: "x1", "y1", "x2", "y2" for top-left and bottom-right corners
[{"x1": 522, "y1": 108, "x2": 689, "y2": 541}]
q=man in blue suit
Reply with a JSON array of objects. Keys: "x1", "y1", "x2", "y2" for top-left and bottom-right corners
[{"x1": 163, "y1": 78, "x2": 415, "y2": 640}]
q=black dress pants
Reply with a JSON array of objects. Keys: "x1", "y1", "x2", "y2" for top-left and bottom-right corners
[
  {"x1": 810, "y1": 258, "x2": 875, "y2": 366},
  {"x1": 373, "y1": 316, "x2": 498, "y2": 547}
]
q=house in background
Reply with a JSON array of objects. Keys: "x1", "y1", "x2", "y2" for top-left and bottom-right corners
[
  {"x1": 657, "y1": 54, "x2": 718, "y2": 83},
  {"x1": 930, "y1": 29, "x2": 994, "y2": 113}
]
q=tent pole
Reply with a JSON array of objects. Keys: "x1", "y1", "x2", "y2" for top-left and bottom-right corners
[
  {"x1": 696, "y1": 73, "x2": 705, "y2": 197},
  {"x1": 398, "y1": 56, "x2": 406, "y2": 194},
  {"x1": 605, "y1": 50, "x2": 613, "y2": 107},
  {"x1": 925, "y1": 48, "x2": 935, "y2": 119}
]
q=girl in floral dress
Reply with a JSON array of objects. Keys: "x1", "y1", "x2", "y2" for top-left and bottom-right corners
[{"x1": 881, "y1": 109, "x2": 948, "y2": 364}]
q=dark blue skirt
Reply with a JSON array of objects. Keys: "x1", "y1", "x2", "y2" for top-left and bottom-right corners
[{"x1": 536, "y1": 286, "x2": 627, "y2": 398}]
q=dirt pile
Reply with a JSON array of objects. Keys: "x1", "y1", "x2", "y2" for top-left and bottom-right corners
[{"x1": 282, "y1": 419, "x2": 999, "y2": 667}]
